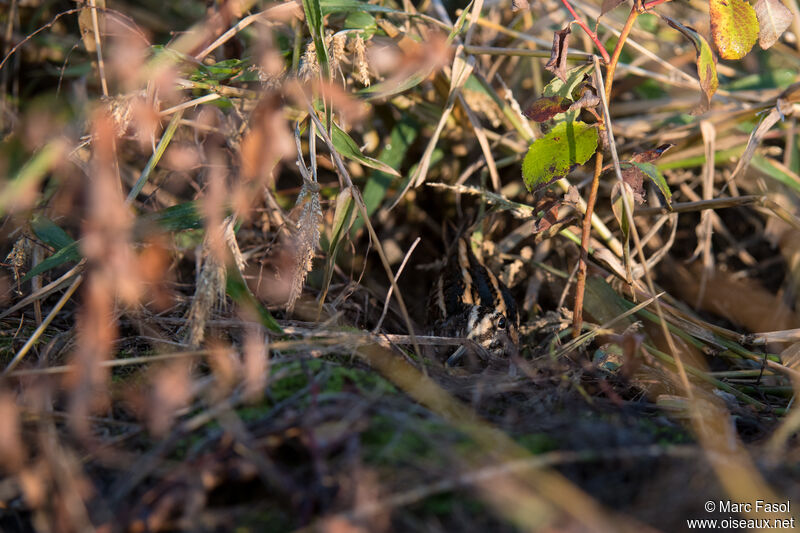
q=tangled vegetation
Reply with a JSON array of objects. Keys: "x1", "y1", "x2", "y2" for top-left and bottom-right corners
[{"x1": 1, "y1": 0, "x2": 800, "y2": 530}]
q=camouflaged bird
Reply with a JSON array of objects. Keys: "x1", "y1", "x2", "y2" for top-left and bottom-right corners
[{"x1": 427, "y1": 236, "x2": 520, "y2": 366}]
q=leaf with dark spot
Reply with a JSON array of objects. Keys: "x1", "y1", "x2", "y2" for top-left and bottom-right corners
[
  {"x1": 522, "y1": 120, "x2": 598, "y2": 191},
  {"x1": 630, "y1": 143, "x2": 674, "y2": 163},
  {"x1": 523, "y1": 96, "x2": 572, "y2": 122},
  {"x1": 545, "y1": 26, "x2": 572, "y2": 83},
  {"x1": 709, "y1": 0, "x2": 758, "y2": 59}
]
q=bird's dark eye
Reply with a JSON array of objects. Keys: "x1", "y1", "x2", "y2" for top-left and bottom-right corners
[{"x1": 497, "y1": 316, "x2": 507, "y2": 329}]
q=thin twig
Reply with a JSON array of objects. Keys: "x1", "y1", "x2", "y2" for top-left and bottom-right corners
[
  {"x1": 592, "y1": 56, "x2": 692, "y2": 399},
  {"x1": 327, "y1": 444, "x2": 698, "y2": 525},
  {"x1": 159, "y1": 94, "x2": 220, "y2": 116},
  {"x1": 373, "y1": 237, "x2": 421, "y2": 334},
  {"x1": 0, "y1": 8, "x2": 82, "y2": 72},
  {"x1": 463, "y1": 45, "x2": 590, "y2": 59},
  {"x1": 572, "y1": 151, "x2": 604, "y2": 336},
  {"x1": 472, "y1": 17, "x2": 593, "y2": 58},
  {"x1": 559, "y1": 0, "x2": 611, "y2": 63},
  {"x1": 194, "y1": 1, "x2": 301, "y2": 60},
  {"x1": 4, "y1": 275, "x2": 83, "y2": 375},
  {"x1": 745, "y1": 328, "x2": 800, "y2": 345},
  {"x1": 88, "y1": 0, "x2": 109, "y2": 97},
  {"x1": 604, "y1": 7, "x2": 638, "y2": 98},
  {"x1": 0, "y1": 261, "x2": 85, "y2": 320},
  {"x1": 306, "y1": 105, "x2": 422, "y2": 359},
  {"x1": 634, "y1": 195, "x2": 764, "y2": 216}
]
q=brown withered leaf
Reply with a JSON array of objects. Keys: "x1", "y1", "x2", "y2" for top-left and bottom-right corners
[
  {"x1": 512, "y1": 0, "x2": 530, "y2": 12},
  {"x1": 620, "y1": 164, "x2": 646, "y2": 204},
  {"x1": 754, "y1": 0, "x2": 792, "y2": 49},
  {"x1": 545, "y1": 26, "x2": 572, "y2": 83},
  {"x1": 532, "y1": 198, "x2": 560, "y2": 234},
  {"x1": 523, "y1": 96, "x2": 571, "y2": 122},
  {"x1": 568, "y1": 83, "x2": 601, "y2": 113},
  {"x1": 601, "y1": 0, "x2": 628, "y2": 16},
  {"x1": 630, "y1": 143, "x2": 674, "y2": 163},
  {"x1": 564, "y1": 185, "x2": 582, "y2": 207}
]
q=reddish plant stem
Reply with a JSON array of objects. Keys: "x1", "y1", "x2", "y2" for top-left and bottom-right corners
[
  {"x1": 643, "y1": 0, "x2": 672, "y2": 9},
  {"x1": 604, "y1": 8, "x2": 639, "y2": 97},
  {"x1": 572, "y1": 149, "x2": 604, "y2": 336},
  {"x1": 559, "y1": 0, "x2": 611, "y2": 63},
  {"x1": 571, "y1": 7, "x2": 639, "y2": 338}
]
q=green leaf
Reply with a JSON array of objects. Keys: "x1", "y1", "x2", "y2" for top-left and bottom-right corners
[
  {"x1": 191, "y1": 59, "x2": 246, "y2": 82},
  {"x1": 662, "y1": 16, "x2": 719, "y2": 111},
  {"x1": 21, "y1": 215, "x2": 80, "y2": 283},
  {"x1": 21, "y1": 242, "x2": 81, "y2": 283},
  {"x1": 301, "y1": 0, "x2": 329, "y2": 79},
  {"x1": 447, "y1": 0, "x2": 474, "y2": 43},
  {"x1": 750, "y1": 154, "x2": 800, "y2": 194},
  {"x1": 22, "y1": 203, "x2": 208, "y2": 283},
  {"x1": 541, "y1": 63, "x2": 594, "y2": 122},
  {"x1": 319, "y1": 189, "x2": 356, "y2": 306},
  {"x1": 319, "y1": 0, "x2": 400, "y2": 14},
  {"x1": 355, "y1": 118, "x2": 419, "y2": 233},
  {"x1": 584, "y1": 277, "x2": 640, "y2": 331},
  {"x1": 344, "y1": 11, "x2": 377, "y2": 37},
  {"x1": 709, "y1": 0, "x2": 759, "y2": 59},
  {"x1": 31, "y1": 215, "x2": 75, "y2": 251},
  {"x1": 329, "y1": 123, "x2": 401, "y2": 176},
  {"x1": 522, "y1": 121, "x2": 598, "y2": 191},
  {"x1": 359, "y1": 70, "x2": 432, "y2": 100},
  {"x1": 610, "y1": 182, "x2": 634, "y2": 239},
  {"x1": 135, "y1": 201, "x2": 205, "y2": 234},
  {"x1": 542, "y1": 62, "x2": 593, "y2": 98},
  {"x1": 328, "y1": 189, "x2": 356, "y2": 254},
  {"x1": 610, "y1": 182, "x2": 634, "y2": 277}
]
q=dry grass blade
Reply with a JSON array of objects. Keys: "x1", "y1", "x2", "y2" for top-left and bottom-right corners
[
  {"x1": 457, "y1": 93, "x2": 501, "y2": 191},
  {"x1": 634, "y1": 194, "x2": 765, "y2": 216},
  {"x1": 352, "y1": 342, "x2": 651, "y2": 532},
  {"x1": 87, "y1": 0, "x2": 109, "y2": 97},
  {"x1": 327, "y1": 445, "x2": 698, "y2": 526},
  {"x1": 373, "y1": 237, "x2": 420, "y2": 333},
  {"x1": 306, "y1": 104, "x2": 421, "y2": 358},
  {"x1": 398, "y1": 46, "x2": 474, "y2": 197},
  {"x1": 2, "y1": 0, "x2": 799, "y2": 529},
  {"x1": 0, "y1": 262, "x2": 85, "y2": 320},
  {"x1": 3, "y1": 275, "x2": 83, "y2": 375},
  {"x1": 555, "y1": 291, "x2": 664, "y2": 358},
  {"x1": 691, "y1": 120, "x2": 716, "y2": 308},
  {"x1": 746, "y1": 327, "x2": 800, "y2": 345},
  {"x1": 729, "y1": 105, "x2": 787, "y2": 183},
  {"x1": 594, "y1": 57, "x2": 795, "y2": 526}
]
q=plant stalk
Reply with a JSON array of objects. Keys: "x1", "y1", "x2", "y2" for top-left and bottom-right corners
[
  {"x1": 572, "y1": 6, "x2": 639, "y2": 337},
  {"x1": 572, "y1": 150, "x2": 604, "y2": 335}
]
